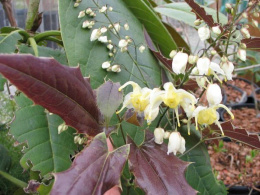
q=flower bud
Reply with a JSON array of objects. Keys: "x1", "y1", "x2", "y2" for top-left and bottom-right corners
[
  {"x1": 237, "y1": 48, "x2": 246, "y2": 61},
  {"x1": 253, "y1": 12, "x2": 259, "y2": 17},
  {"x1": 167, "y1": 132, "x2": 185, "y2": 155},
  {"x1": 100, "y1": 27, "x2": 107, "y2": 33},
  {"x1": 112, "y1": 23, "x2": 120, "y2": 33},
  {"x1": 86, "y1": 8, "x2": 92, "y2": 14},
  {"x1": 206, "y1": 83, "x2": 222, "y2": 106},
  {"x1": 118, "y1": 39, "x2": 128, "y2": 48},
  {"x1": 211, "y1": 49, "x2": 217, "y2": 55},
  {"x1": 74, "y1": 3, "x2": 79, "y2": 8},
  {"x1": 90, "y1": 28, "x2": 102, "y2": 41},
  {"x1": 198, "y1": 26, "x2": 210, "y2": 41},
  {"x1": 107, "y1": 44, "x2": 113, "y2": 50},
  {"x1": 98, "y1": 36, "x2": 108, "y2": 43},
  {"x1": 74, "y1": 135, "x2": 80, "y2": 144},
  {"x1": 163, "y1": 131, "x2": 171, "y2": 139},
  {"x1": 78, "y1": 138, "x2": 85, "y2": 145},
  {"x1": 242, "y1": 12, "x2": 248, "y2": 18},
  {"x1": 241, "y1": 28, "x2": 250, "y2": 39},
  {"x1": 225, "y1": 3, "x2": 232, "y2": 13},
  {"x1": 240, "y1": 43, "x2": 247, "y2": 49},
  {"x1": 154, "y1": 128, "x2": 165, "y2": 144},
  {"x1": 108, "y1": 52, "x2": 114, "y2": 57},
  {"x1": 58, "y1": 123, "x2": 68, "y2": 134},
  {"x1": 139, "y1": 45, "x2": 145, "y2": 53},
  {"x1": 99, "y1": 6, "x2": 107, "y2": 13},
  {"x1": 220, "y1": 61, "x2": 234, "y2": 80},
  {"x1": 188, "y1": 55, "x2": 198, "y2": 64},
  {"x1": 197, "y1": 57, "x2": 210, "y2": 75},
  {"x1": 108, "y1": 7, "x2": 113, "y2": 11},
  {"x1": 221, "y1": 55, "x2": 228, "y2": 62},
  {"x1": 111, "y1": 65, "x2": 121, "y2": 72},
  {"x1": 212, "y1": 25, "x2": 221, "y2": 35},
  {"x1": 169, "y1": 50, "x2": 177, "y2": 58},
  {"x1": 252, "y1": 19, "x2": 258, "y2": 28},
  {"x1": 102, "y1": 61, "x2": 111, "y2": 69},
  {"x1": 172, "y1": 52, "x2": 188, "y2": 74},
  {"x1": 194, "y1": 19, "x2": 202, "y2": 26},
  {"x1": 124, "y1": 23, "x2": 129, "y2": 30},
  {"x1": 78, "y1": 10, "x2": 85, "y2": 18}
]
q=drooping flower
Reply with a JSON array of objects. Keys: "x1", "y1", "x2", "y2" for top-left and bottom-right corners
[
  {"x1": 111, "y1": 65, "x2": 121, "y2": 72},
  {"x1": 116, "y1": 81, "x2": 151, "y2": 114},
  {"x1": 58, "y1": 122, "x2": 68, "y2": 134},
  {"x1": 220, "y1": 60, "x2": 234, "y2": 80},
  {"x1": 90, "y1": 28, "x2": 102, "y2": 41},
  {"x1": 237, "y1": 48, "x2": 246, "y2": 61},
  {"x1": 102, "y1": 61, "x2": 111, "y2": 69},
  {"x1": 78, "y1": 10, "x2": 85, "y2": 18},
  {"x1": 154, "y1": 128, "x2": 165, "y2": 144},
  {"x1": 124, "y1": 23, "x2": 129, "y2": 30},
  {"x1": 118, "y1": 39, "x2": 128, "y2": 48},
  {"x1": 98, "y1": 36, "x2": 108, "y2": 43},
  {"x1": 139, "y1": 45, "x2": 145, "y2": 53},
  {"x1": 241, "y1": 28, "x2": 250, "y2": 39},
  {"x1": 99, "y1": 6, "x2": 107, "y2": 13},
  {"x1": 198, "y1": 26, "x2": 210, "y2": 41},
  {"x1": 167, "y1": 132, "x2": 186, "y2": 155},
  {"x1": 212, "y1": 25, "x2": 221, "y2": 35},
  {"x1": 172, "y1": 52, "x2": 188, "y2": 74},
  {"x1": 192, "y1": 84, "x2": 234, "y2": 135}
]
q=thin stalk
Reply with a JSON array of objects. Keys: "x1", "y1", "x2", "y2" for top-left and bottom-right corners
[
  {"x1": 156, "y1": 107, "x2": 169, "y2": 128},
  {"x1": 116, "y1": 114, "x2": 126, "y2": 144},
  {"x1": 178, "y1": 139, "x2": 204, "y2": 158},
  {"x1": 25, "y1": 0, "x2": 40, "y2": 31},
  {"x1": 0, "y1": 170, "x2": 27, "y2": 188},
  {"x1": 28, "y1": 37, "x2": 38, "y2": 57},
  {"x1": 216, "y1": 0, "x2": 220, "y2": 23}
]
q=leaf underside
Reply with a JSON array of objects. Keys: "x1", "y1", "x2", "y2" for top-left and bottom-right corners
[
  {"x1": 127, "y1": 130, "x2": 196, "y2": 195},
  {"x1": 0, "y1": 54, "x2": 100, "y2": 136},
  {"x1": 51, "y1": 133, "x2": 130, "y2": 195}
]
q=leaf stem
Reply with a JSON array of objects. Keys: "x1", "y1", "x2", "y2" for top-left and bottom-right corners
[
  {"x1": 0, "y1": 170, "x2": 27, "y2": 188},
  {"x1": 34, "y1": 30, "x2": 61, "y2": 43},
  {"x1": 117, "y1": 114, "x2": 126, "y2": 144},
  {"x1": 178, "y1": 139, "x2": 204, "y2": 158},
  {"x1": 28, "y1": 37, "x2": 38, "y2": 57},
  {"x1": 156, "y1": 107, "x2": 169, "y2": 128},
  {"x1": 25, "y1": 0, "x2": 40, "y2": 31}
]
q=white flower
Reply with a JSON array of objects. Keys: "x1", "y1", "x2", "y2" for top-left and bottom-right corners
[
  {"x1": 198, "y1": 26, "x2": 210, "y2": 41},
  {"x1": 167, "y1": 132, "x2": 185, "y2": 155},
  {"x1": 102, "y1": 61, "x2": 111, "y2": 69},
  {"x1": 154, "y1": 128, "x2": 165, "y2": 144},
  {"x1": 111, "y1": 65, "x2": 121, "y2": 72},
  {"x1": 98, "y1": 36, "x2": 108, "y2": 43},
  {"x1": 124, "y1": 23, "x2": 129, "y2": 30},
  {"x1": 108, "y1": 7, "x2": 113, "y2": 11},
  {"x1": 139, "y1": 45, "x2": 145, "y2": 53},
  {"x1": 99, "y1": 6, "x2": 107, "y2": 13},
  {"x1": 237, "y1": 49, "x2": 246, "y2": 61},
  {"x1": 212, "y1": 26, "x2": 221, "y2": 35},
  {"x1": 78, "y1": 11, "x2": 85, "y2": 18},
  {"x1": 206, "y1": 84, "x2": 222, "y2": 106},
  {"x1": 111, "y1": 23, "x2": 120, "y2": 34},
  {"x1": 107, "y1": 44, "x2": 113, "y2": 50},
  {"x1": 241, "y1": 28, "x2": 250, "y2": 39},
  {"x1": 82, "y1": 20, "x2": 90, "y2": 28},
  {"x1": 172, "y1": 52, "x2": 188, "y2": 74},
  {"x1": 118, "y1": 39, "x2": 128, "y2": 48},
  {"x1": 197, "y1": 57, "x2": 210, "y2": 75},
  {"x1": 90, "y1": 28, "x2": 102, "y2": 41},
  {"x1": 169, "y1": 50, "x2": 177, "y2": 58},
  {"x1": 220, "y1": 61, "x2": 234, "y2": 80}
]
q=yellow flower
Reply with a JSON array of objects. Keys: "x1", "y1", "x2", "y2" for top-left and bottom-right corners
[{"x1": 116, "y1": 81, "x2": 151, "y2": 114}]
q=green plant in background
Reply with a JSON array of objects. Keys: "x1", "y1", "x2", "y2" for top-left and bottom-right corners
[
  {"x1": 0, "y1": 0, "x2": 260, "y2": 194},
  {"x1": 246, "y1": 149, "x2": 259, "y2": 163},
  {"x1": 213, "y1": 140, "x2": 227, "y2": 153}
]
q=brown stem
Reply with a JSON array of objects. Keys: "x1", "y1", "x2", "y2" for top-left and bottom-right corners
[{"x1": 0, "y1": 0, "x2": 17, "y2": 27}]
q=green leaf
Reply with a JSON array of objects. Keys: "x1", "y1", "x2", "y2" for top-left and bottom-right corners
[
  {"x1": 0, "y1": 31, "x2": 22, "y2": 53},
  {"x1": 180, "y1": 126, "x2": 227, "y2": 195},
  {"x1": 123, "y1": 0, "x2": 179, "y2": 56},
  {"x1": 18, "y1": 45, "x2": 68, "y2": 65},
  {"x1": 59, "y1": 0, "x2": 161, "y2": 89},
  {"x1": 51, "y1": 133, "x2": 130, "y2": 195},
  {"x1": 0, "y1": 144, "x2": 11, "y2": 172},
  {"x1": 155, "y1": 3, "x2": 227, "y2": 27},
  {"x1": 10, "y1": 93, "x2": 77, "y2": 178},
  {"x1": 96, "y1": 80, "x2": 123, "y2": 125},
  {"x1": 0, "y1": 74, "x2": 6, "y2": 91}
]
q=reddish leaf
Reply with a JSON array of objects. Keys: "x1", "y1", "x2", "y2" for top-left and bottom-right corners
[
  {"x1": 124, "y1": 109, "x2": 144, "y2": 126},
  {"x1": 144, "y1": 28, "x2": 173, "y2": 72},
  {"x1": 127, "y1": 130, "x2": 196, "y2": 195},
  {"x1": 241, "y1": 38, "x2": 260, "y2": 52},
  {"x1": 210, "y1": 121, "x2": 260, "y2": 149},
  {"x1": 0, "y1": 54, "x2": 100, "y2": 136},
  {"x1": 184, "y1": 0, "x2": 218, "y2": 28},
  {"x1": 51, "y1": 133, "x2": 130, "y2": 195}
]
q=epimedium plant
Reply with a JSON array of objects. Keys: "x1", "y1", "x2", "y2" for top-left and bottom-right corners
[{"x1": 0, "y1": 0, "x2": 260, "y2": 194}]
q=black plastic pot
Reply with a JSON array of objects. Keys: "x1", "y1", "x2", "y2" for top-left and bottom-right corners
[
  {"x1": 255, "y1": 88, "x2": 260, "y2": 109},
  {"x1": 228, "y1": 185, "x2": 260, "y2": 195},
  {"x1": 222, "y1": 84, "x2": 247, "y2": 106}
]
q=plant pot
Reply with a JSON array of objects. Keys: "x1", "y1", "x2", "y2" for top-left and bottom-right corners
[
  {"x1": 255, "y1": 88, "x2": 260, "y2": 109},
  {"x1": 227, "y1": 185, "x2": 260, "y2": 195},
  {"x1": 222, "y1": 84, "x2": 247, "y2": 106},
  {"x1": 227, "y1": 77, "x2": 259, "y2": 104},
  {"x1": 220, "y1": 103, "x2": 260, "y2": 135}
]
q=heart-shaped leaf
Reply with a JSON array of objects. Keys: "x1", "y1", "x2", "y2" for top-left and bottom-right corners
[
  {"x1": 0, "y1": 54, "x2": 100, "y2": 135},
  {"x1": 241, "y1": 38, "x2": 260, "y2": 52},
  {"x1": 51, "y1": 132, "x2": 130, "y2": 195},
  {"x1": 96, "y1": 80, "x2": 123, "y2": 124},
  {"x1": 127, "y1": 130, "x2": 196, "y2": 195}
]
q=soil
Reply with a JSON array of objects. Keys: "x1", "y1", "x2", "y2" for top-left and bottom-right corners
[
  {"x1": 208, "y1": 142, "x2": 260, "y2": 187},
  {"x1": 227, "y1": 79, "x2": 256, "y2": 96},
  {"x1": 222, "y1": 84, "x2": 243, "y2": 105},
  {"x1": 223, "y1": 107, "x2": 260, "y2": 133}
]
